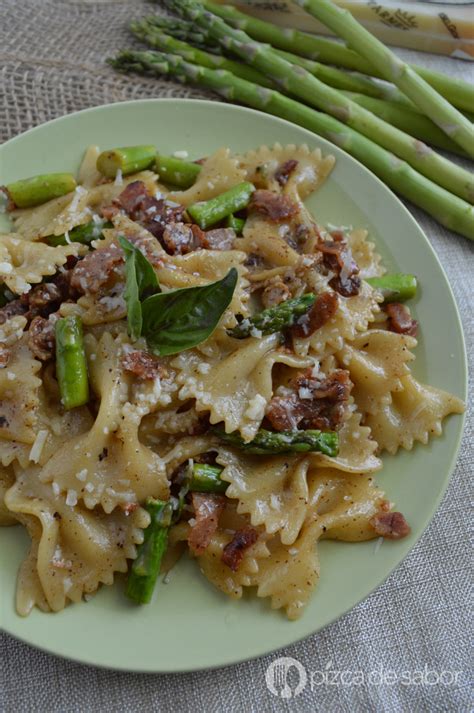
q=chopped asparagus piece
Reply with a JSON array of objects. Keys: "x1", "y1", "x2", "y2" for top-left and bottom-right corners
[
  {"x1": 228, "y1": 294, "x2": 315, "y2": 339},
  {"x1": 188, "y1": 181, "x2": 255, "y2": 229},
  {"x1": 45, "y1": 219, "x2": 112, "y2": 247},
  {"x1": 226, "y1": 214, "x2": 245, "y2": 234},
  {"x1": 155, "y1": 154, "x2": 201, "y2": 188},
  {"x1": 189, "y1": 463, "x2": 227, "y2": 494},
  {"x1": 211, "y1": 426, "x2": 339, "y2": 456},
  {"x1": 366, "y1": 274, "x2": 417, "y2": 303},
  {"x1": 55, "y1": 316, "x2": 89, "y2": 410},
  {"x1": 125, "y1": 498, "x2": 173, "y2": 604},
  {"x1": 3, "y1": 173, "x2": 77, "y2": 209},
  {"x1": 96, "y1": 145, "x2": 156, "y2": 178}
]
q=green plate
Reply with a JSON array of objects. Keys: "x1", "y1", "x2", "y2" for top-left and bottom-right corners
[{"x1": 0, "y1": 99, "x2": 466, "y2": 672}]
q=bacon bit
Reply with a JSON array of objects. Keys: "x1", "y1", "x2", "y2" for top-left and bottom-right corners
[
  {"x1": 249, "y1": 189, "x2": 299, "y2": 222},
  {"x1": 70, "y1": 241, "x2": 123, "y2": 295},
  {"x1": 200, "y1": 228, "x2": 236, "y2": 251},
  {"x1": 266, "y1": 369, "x2": 352, "y2": 432},
  {"x1": 0, "y1": 298, "x2": 27, "y2": 325},
  {"x1": 0, "y1": 348, "x2": 10, "y2": 368},
  {"x1": 101, "y1": 204, "x2": 120, "y2": 221},
  {"x1": 292, "y1": 291, "x2": 338, "y2": 338},
  {"x1": 385, "y1": 303, "x2": 418, "y2": 337},
  {"x1": 122, "y1": 502, "x2": 139, "y2": 516},
  {"x1": 274, "y1": 159, "x2": 299, "y2": 187},
  {"x1": 162, "y1": 222, "x2": 201, "y2": 255},
  {"x1": 261, "y1": 278, "x2": 291, "y2": 308},
  {"x1": 111, "y1": 181, "x2": 186, "y2": 243},
  {"x1": 52, "y1": 558, "x2": 73, "y2": 569},
  {"x1": 317, "y1": 239, "x2": 361, "y2": 297},
  {"x1": 370, "y1": 511, "x2": 411, "y2": 539},
  {"x1": 121, "y1": 349, "x2": 167, "y2": 380},
  {"x1": 188, "y1": 493, "x2": 225, "y2": 555},
  {"x1": 28, "y1": 316, "x2": 55, "y2": 361},
  {"x1": 221, "y1": 527, "x2": 258, "y2": 571}
]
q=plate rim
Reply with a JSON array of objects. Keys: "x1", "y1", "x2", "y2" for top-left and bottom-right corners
[{"x1": 0, "y1": 98, "x2": 467, "y2": 673}]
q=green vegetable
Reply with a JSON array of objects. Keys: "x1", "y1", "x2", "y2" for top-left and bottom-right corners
[
  {"x1": 109, "y1": 51, "x2": 474, "y2": 240},
  {"x1": 141, "y1": 267, "x2": 238, "y2": 355},
  {"x1": 294, "y1": 0, "x2": 474, "y2": 158},
  {"x1": 189, "y1": 463, "x2": 227, "y2": 494},
  {"x1": 211, "y1": 426, "x2": 339, "y2": 457},
  {"x1": 226, "y1": 214, "x2": 245, "y2": 234},
  {"x1": 366, "y1": 273, "x2": 417, "y2": 303},
  {"x1": 118, "y1": 236, "x2": 160, "y2": 341},
  {"x1": 155, "y1": 154, "x2": 202, "y2": 188},
  {"x1": 3, "y1": 173, "x2": 77, "y2": 209},
  {"x1": 188, "y1": 182, "x2": 255, "y2": 229},
  {"x1": 166, "y1": 0, "x2": 474, "y2": 202},
  {"x1": 228, "y1": 294, "x2": 315, "y2": 339},
  {"x1": 55, "y1": 316, "x2": 89, "y2": 410},
  {"x1": 45, "y1": 219, "x2": 112, "y2": 247},
  {"x1": 96, "y1": 145, "x2": 156, "y2": 179},
  {"x1": 125, "y1": 498, "x2": 173, "y2": 604},
  {"x1": 200, "y1": 1, "x2": 474, "y2": 114}
]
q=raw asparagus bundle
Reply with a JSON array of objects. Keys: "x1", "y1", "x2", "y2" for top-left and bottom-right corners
[
  {"x1": 109, "y1": 51, "x2": 474, "y2": 240},
  {"x1": 228, "y1": 294, "x2": 316, "y2": 339},
  {"x1": 163, "y1": 0, "x2": 474, "y2": 203},
  {"x1": 211, "y1": 426, "x2": 339, "y2": 457}
]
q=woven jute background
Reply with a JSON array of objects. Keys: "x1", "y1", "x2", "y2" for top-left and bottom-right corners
[{"x1": 1, "y1": 2, "x2": 473, "y2": 711}]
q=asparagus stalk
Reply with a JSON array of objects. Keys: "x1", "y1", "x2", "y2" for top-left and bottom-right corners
[
  {"x1": 55, "y1": 316, "x2": 89, "y2": 410},
  {"x1": 343, "y1": 93, "x2": 469, "y2": 158},
  {"x1": 228, "y1": 294, "x2": 316, "y2": 338},
  {"x1": 125, "y1": 498, "x2": 173, "y2": 604},
  {"x1": 188, "y1": 181, "x2": 255, "y2": 228},
  {"x1": 294, "y1": 0, "x2": 474, "y2": 157},
  {"x1": 1, "y1": 173, "x2": 77, "y2": 210},
  {"x1": 155, "y1": 154, "x2": 202, "y2": 188},
  {"x1": 200, "y1": 1, "x2": 474, "y2": 114},
  {"x1": 366, "y1": 274, "x2": 417, "y2": 303},
  {"x1": 211, "y1": 426, "x2": 339, "y2": 457},
  {"x1": 45, "y1": 218, "x2": 112, "y2": 247},
  {"x1": 131, "y1": 19, "x2": 274, "y2": 89},
  {"x1": 189, "y1": 463, "x2": 227, "y2": 494},
  {"x1": 96, "y1": 145, "x2": 156, "y2": 178},
  {"x1": 109, "y1": 51, "x2": 474, "y2": 239},
  {"x1": 226, "y1": 214, "x2": 245, "y2": 234},
  {"x1": 165, "y1": 1, "x2": 474, "y2": 204}
]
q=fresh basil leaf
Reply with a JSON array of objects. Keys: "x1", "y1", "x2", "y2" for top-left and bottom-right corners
[
  {"x1": 141, "y1": 267, "x2": 238, "y2": 356},
  {"x1": 118, "y1": 236, "x2": 160, "y2": 341}
]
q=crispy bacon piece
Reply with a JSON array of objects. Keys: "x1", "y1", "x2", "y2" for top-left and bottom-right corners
[
  {"x1": 385, "y1": 303, "x2": 418, "y2": 337},
  {"x1": 162, "y1": 223, "x2": 202, "y2": 255},
  {"x1": 274, "y1": 159, "x2": 299, "y2": 187},
  {"x1": 249, "y1": 189, "x2": 298, "y2": 222},
  {"x1": 121, "y1": 349, "x2": 166, "y2": 380},
  {"x1": 0, "y1": 348, "x2": 10, "y2": 368},
  {"x1": 266, "y1": 369, "x2": 352, "y2": 432},
  {"x1": 70, "y1": 241, "x2": 123, "y2": 295},
  {"x1": 28, "y1": 316, "x2": 55, "y2": 361},
  {"x1": 221, "y1": 527, "x2": 259, "y2": 571},
  {"x1": 370, "y1": 511, "x2": 411, "y2": 539},
  {"x1": 0, "y1": 298, "x2": 27, "y2": 325},
  {"x1": 188, "y1": 493, "x2": 225, "y2": 555},
  {"x1": 292, "y1": 291, "x2": 339, "y2": 337},
  {"x1": 261, "y1": 278, "x2": 291, "y2": 308},
  {"x1": 317, "y1": 239, "x2": 361, "y2": 297}
]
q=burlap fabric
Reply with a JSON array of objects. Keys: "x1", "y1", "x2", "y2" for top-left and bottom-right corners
[{"x1": 0, "y1": 2, "x2": 472, "y2": 710}]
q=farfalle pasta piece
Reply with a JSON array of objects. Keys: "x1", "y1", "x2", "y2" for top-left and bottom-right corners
[
  {"x1": 365, "y1": 374, "x2": 465, "y2": 454},
  {"x1": 348, "y1": 229, "x2": 385, "y2": 279},
  {"x1": 5, "y1": 469, "x2": 149, "y2": 614},
  {"x1": 77, "y1": 145, "x2": 103, "y2": 188},
  {"x1": 39, "y1": 332, "x2": 169, "y2": 512},
  {"x1": 238, "y1": 143, "x2": 334, "y2": 198},
  {"x1": 0, "y1": 465, "x2": 16, "y2": 525},
  {"x1": 0, "y1": 336, "x2": 41, "y2": 445},
  {"x1": 168, "y1": 148, "x2": 246, "y2": 206},
  {"x1": 0, "y1": 234, "x2": 85, "y2": 294},
  {"x1": 239, "y1": 213, "x2": 302, "y2": 268}
]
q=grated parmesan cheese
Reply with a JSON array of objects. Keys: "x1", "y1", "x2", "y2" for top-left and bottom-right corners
[
  {"x1": 173, "y1": 150, "x2": 189, "y2": 159},
  {"x1": 245, "y1": 394, "x2": 267, "y2": 421},
  {"x1": 29, "y1": 429, "x2": 49, "y2": 463},
  {"x1": 66, "y1": 489, "x2": 78, "y2": 507}
]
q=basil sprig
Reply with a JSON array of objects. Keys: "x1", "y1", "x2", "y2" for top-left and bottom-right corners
[
  {"x1": 119, "y1": 236, "x2": 160, "y2": 341},
  {"x1": 119, "y1": 236, "x2": 238, "y2": 356}
]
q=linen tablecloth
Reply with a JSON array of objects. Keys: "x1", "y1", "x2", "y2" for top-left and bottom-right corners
[{"x1": 0, "y1": 2, "x2": 472, "y2": 710}]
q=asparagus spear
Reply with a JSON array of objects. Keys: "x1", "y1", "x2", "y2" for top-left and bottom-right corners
[
  {"x1": 294, "y1": 0, "x2": 474, "y2": 157},
  {"x1": 226, "y1": 214, "x2": 245, "y2": 234},
  {"x1": 188, "y1": 181, "x2": 255, "y2": 228},
  {"x1": 125, "y1": 498, "x2": 173, "y2": 604},
  {"x1": 155, "y1": 154, "x2": 201, "y2": 188},
  {"x1": 366, "y1": 274, "x2": 417, "y2": 303},
  {"x1": 228, "y1": 294, "x2": 316, "y2": 339},
  {"x1": 164, "y1": 1, "x2": 474, "y2": 204},
  {"x1": 1, "y1": 173, "x2": 77, "y2": 210},
  {"x1": 96, "y1": 145, "x2": 156, "y2": 178},
  {"x1": 55, "y1": 316, "x2": 89, "y2": 410},
  {"x1": 200, "y1": 1, "x2": 474, "y2": 114},
  {"x1": 45, "y1": 218, "x2": 112, "y2": 247},
  {"x1": 131, "y1": 19, "x2": 274, "y2": 89},
  {"x1": 211, "y1": 426, "x2": 339, "y2": 457},
  {"x1": 109, "y1": 51, "x2": 474, "y2": 240},
  {"x1": 189, "y1": 463, "x2": 227, "y2": 494}
]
